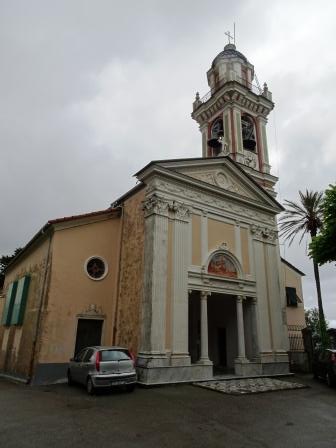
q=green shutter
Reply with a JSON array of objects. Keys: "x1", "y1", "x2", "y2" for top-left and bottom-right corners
[
  {"x1": 11, "y1": 276, "x2": 31, "y2": 326},
  {"x1": 1, "y1": 281, "x2": 18, "y2": 326}
]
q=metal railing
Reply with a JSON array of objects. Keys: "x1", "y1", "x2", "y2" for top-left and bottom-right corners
[
  {"x1": 199, "y1": 74, "x2": 262, "y2": 104},
  {"x1": 288, "y1": 325, "x2": 306, "y2": 352}
]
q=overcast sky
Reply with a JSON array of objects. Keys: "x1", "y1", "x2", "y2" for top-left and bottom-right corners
[{"x1": 1, "y1": 1, "x2": 335, "y2": 324}]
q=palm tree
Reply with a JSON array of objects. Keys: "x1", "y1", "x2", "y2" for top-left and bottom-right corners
[{"x1": 279, "y1": 190, "x2": 327, "y2": 347}]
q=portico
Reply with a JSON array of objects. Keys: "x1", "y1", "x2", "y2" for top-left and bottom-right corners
[{"x1": 188, "y1": 288, "x2": 262, "y2": 377}]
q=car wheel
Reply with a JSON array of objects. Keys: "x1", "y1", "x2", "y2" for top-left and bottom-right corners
[
  {"x1": 126, "y1": 384, "x2": 135, "y2": 393},
  {"x1": 86, "y1": 377, "x2": 95, "y2": 395},
  {"x1": 67, "y1": 370, "x2": 73, "y2": 386},
  {"x1": 326, "y1": 372, "x2": 335, "y2": 388}
]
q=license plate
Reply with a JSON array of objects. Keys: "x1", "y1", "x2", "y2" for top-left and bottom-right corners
[{"x1": 112, "y1": 380, "x2": 125, "y2": 386}]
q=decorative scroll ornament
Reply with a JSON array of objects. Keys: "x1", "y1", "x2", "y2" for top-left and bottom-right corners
[
  {"x1": 244, "y1": 154, "x2": 257, "y2": 169},
  {"x1": 250, "y1": 224, "x2": 277, "y2": 242},
  {"x1": 78, "y1": 303, "x2": 105, "y2": 317},
  {"x1": 171, "y1": 201, "x2": 191, "y2": 221},
  {"x1": 142, "y1": 194, "x2": 169, "y2": 217}
]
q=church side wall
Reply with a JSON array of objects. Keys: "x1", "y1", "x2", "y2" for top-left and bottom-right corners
[
  {"x1": 282, "y1": 264, "x2": 305, "y2": 327},
  {"x1": 0, "y1": 236, "x2": 52, "y2": 382},
  {"x1": 115, "y1": 190, "x2": 145, "y2": 355},
  {"x1": 35, "y1": 216, "x2": 121, "y2": 383}
]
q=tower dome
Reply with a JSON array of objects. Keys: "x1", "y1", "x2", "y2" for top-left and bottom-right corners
[
  {"x1": 207, "y1": 43, "x2": 255, "y2": 92},
  {"x1": 211, "y1": 43, "x2": 248, "y2": 67}
]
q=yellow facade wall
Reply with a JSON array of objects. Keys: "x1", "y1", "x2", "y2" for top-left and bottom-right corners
[
  {"x1": 0, "y1": 236, "x2": 51, "y2": 378},
  {"x1": 208, "y1": 219, "x2": 235, "y2": 254},
  {"x1": 38, "y1": 215, "x2": 121, "y2": 363}
]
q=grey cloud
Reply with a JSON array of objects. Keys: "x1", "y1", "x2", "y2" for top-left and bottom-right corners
[{"x1": 1, "y1": 0, "x2": 335, "y2": 322}]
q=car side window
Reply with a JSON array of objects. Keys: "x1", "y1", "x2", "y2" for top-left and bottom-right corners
[
  {"x1": 75, "y1": 349, "x2": 87, "y2": 362},
  {"x1": 83, "y1": 349, "x2": 94, "y2": 362}
]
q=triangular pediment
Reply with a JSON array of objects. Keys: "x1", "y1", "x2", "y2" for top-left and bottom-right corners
[
  {"x1": 177, "y1": 166, "x2": 255, "y2": 200},
  {"x1": 135, "y1": 156, "x2": 283, "y2": 212}
]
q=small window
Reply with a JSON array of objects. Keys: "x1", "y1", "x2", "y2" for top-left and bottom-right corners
[
  {"x1": 286, "y1": 287, "x2": 298, "y2": 307},
  {"x1": 84, "y1": 256, "x2": 108, "y2": 281},
  {"x1": 100, "y1": 350, "x2": 131, "y2": 362}
]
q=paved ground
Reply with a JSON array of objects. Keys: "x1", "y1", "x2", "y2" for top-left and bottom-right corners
[
  {"x1": 0, "y1": 374, "x2": 335, "y2": 448},
  {"x1": 194, "y1": 377, "x2": 307, "y2": 394}
]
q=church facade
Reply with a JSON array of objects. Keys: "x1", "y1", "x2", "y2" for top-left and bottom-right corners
[{"x1": 0, "y1": 43, "x2": 291, "y2": 385}]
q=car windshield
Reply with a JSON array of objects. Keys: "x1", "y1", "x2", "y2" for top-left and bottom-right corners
[{"x1": 100, "y1": 350, "x2": 131, "y2": 361}]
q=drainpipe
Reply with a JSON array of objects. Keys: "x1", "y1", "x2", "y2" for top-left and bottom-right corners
[{"x1": 28, "y1": 231, "x2": 53, "y2": 384}]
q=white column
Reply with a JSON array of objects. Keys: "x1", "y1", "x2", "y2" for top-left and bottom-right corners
[
  {"x1": 199, "y1": 291, "x2": 212, "y2": 365},
  {"x1": 171, "y1": 203, "x2": 191, "y2": 366},
  {"x1": 236, "y1": 295, "x2": 246, "y2": 359}
]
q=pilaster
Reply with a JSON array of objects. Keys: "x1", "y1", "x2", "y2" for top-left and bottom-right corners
[
  {"x1": 236, "y1": 295, "x2": 247, "y2": 360},
  {"x1": 200, "y1": 123, "x2": 208, "y2": 158},
  {"x1": 234, "y1": 221, "x2": 242, "y2": 266},
  {"x1": 138, "y1": 194, "x2": 169, "y2": 367},
  {"x1": 251, "y1": 297, "x2": 261, "y2": 360},
  {"x1": 170, "y1": 202, "x2": 191, "y2": 366}
]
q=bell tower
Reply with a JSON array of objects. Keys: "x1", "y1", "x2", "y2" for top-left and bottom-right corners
[{"x1": 192, "y1": 43, "x2": 277, "y2": 195}]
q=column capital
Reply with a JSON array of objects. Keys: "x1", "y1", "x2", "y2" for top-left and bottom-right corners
[
  {"x1": 236, "y1": 295, "x2": 246, "y2": 303},
  {"x1": 200, "y1": 291, "x2": 211, "y2": 300},
  {"x1": 143, "y1": 194, "x2": 169, "y2": 218},
  {"x1": 170, "y1": 201, "x2": 191, "y2": 222}
]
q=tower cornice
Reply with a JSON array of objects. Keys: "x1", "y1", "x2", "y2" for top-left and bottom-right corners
[{"x1": 192, "y1": 81, "x2": 274, "y2": 126}]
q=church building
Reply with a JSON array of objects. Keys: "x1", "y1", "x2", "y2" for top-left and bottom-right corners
[{"x1": 0, "y1": 43, "x2": 292, "y2": 385}]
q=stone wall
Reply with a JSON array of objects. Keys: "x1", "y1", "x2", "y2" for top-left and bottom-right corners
[{"x1": 116, "y1": 189, "x2": 145, "y2": 355}]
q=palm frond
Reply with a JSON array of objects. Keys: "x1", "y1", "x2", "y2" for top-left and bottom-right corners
[{"x1": 279, "y1": 189, "x2": 324, "y2": 246}]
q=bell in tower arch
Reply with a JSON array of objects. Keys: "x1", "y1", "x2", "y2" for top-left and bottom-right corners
[
  {"x1": 241, "y1": 115, "x2": 256, "y2": 151},
  {"x1": 207, "y1": 118, "x2": 224, "y2": 155}
]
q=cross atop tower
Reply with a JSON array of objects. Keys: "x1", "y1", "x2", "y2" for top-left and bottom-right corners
[{"x1": 224, "y1": 30, "x2": 234, "y2": 45}]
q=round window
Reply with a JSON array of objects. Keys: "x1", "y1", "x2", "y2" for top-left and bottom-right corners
[{"x1": 84, "y1": 256, "x2": 108, "y2": 281}]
